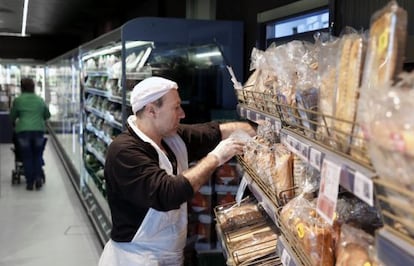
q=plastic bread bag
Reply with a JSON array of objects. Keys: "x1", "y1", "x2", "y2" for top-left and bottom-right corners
[
  {"x1": 314, "y1": 32, "x2": 340, "y2": 143},
  {"x1": 268, "y1": 43, "x2": 299, "y2": 126},
  {"x1": 364, "y1": 72, "x2": 414, "y2": 189},
  {"x1": 280, "y1": 195, "x2": 336, "y2": 266},
  {"x1": 332, "y1": 30, "x2": 365, "y2": 153},
  {"x1": 290, "y1": 154, "x2": 320, "y2": 198},
  {"x1": 243, "y1": 48, "x2": 265, "y2": 106},
  {"x1": 255, "y1": 144, "x2": 276, "y2": 188},
  {"x1": 336, "y1": 224, "x2": 382, "y2": 266},
  {"x1": 268, "y1": 144, "x2": 293, "y2": 203},
  {"x1": 215, "y1": 197, "x2": 263, "y2": 232},
  {"x1": 362, "y1": 72, "x2": 414, "y2": 234},
  {"x1": 231, "y1": 225, "x2": 278, "y2": 264},
  {"x1": 243, "y1": 138, "x2": 261, "y2": 171},
  {"x1": 256, "y1": 119, "x2": 279, "y2": 144},
  {"x1": 355, "y1": 1, "x2": 407, "y2": 148}
]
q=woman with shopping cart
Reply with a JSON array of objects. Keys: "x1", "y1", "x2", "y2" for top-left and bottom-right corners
[{"x1": 10, "y1": 77, "x2": 51, "y2": 190}]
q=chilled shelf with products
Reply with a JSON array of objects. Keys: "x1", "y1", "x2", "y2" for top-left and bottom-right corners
[
  {"x1": 45, "y1": 48, "x2": 84, "y2": 195},
  {"x1": 213, "y1": 2, "x2": 414, "y2": 266},
  {"x1": 0, "y1": 59, "x2": 45, "y2": 143}
]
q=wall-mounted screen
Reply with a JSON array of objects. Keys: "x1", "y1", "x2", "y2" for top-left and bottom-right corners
[{"x1": 266, "y1": 8, "x2": 329, "y2": 40}]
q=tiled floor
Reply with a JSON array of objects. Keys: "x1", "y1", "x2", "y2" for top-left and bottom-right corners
[{"x1": 0, "y1": 142, "x2": 102, "y2": 266}]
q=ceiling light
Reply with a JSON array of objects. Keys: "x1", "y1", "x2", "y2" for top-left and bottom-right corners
[{"x1": 21, "y1": 0, "x2": 29, "y2": 36}]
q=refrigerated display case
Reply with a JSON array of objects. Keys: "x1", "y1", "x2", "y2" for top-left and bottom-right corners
[
  {"x1": 79, "y1": 17, "x2": 244, "y2": 245},
  {"x1": 0, "y1": 59, "x2": 45, "y2": 143},
  {"x1": 45, "y1": 48, "x2": 82, "y2": 185}
]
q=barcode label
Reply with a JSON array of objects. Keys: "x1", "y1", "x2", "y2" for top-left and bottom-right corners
[
  {"x1": 309, "y1": 148, "x2": 322, "y2": 171},
  {"x1": 281, "y1": 248, "x2": 291, "y2": 266},
  {"x1": 246, "y1": 109, "x2": 251, "y2": 120},
  {"x1": 354, "y1": 172, "x2": 374, "y2": 206}
]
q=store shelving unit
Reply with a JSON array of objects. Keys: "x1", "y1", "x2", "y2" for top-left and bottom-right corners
[{"x1": 215, "y1": 84, "x2": 414, "y2": 265}]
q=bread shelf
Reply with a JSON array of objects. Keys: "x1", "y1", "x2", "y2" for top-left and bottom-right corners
[
  {"x1": 238, "y1": 104, "x2": 376, "y2": 207},
  {"x1": 214, "y1": 199, "x2": 280, "y2": 265}
]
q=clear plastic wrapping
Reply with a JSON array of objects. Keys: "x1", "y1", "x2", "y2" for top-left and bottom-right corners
[
  {"x1": 354, "y1": 0, "x2": 407, "y2": 161},
  {"x1": 332, "y1": 31, "x2": 365, "y2": 153},
  {"x1": 335, "y1": 224, "x2": 382, "y2": 266},
  {"x1": 215, "y1": 198, "x2": 264, "y2": 232},
  {"x1": 280, "y1": 196, "x2": 336, "y2": 266}
]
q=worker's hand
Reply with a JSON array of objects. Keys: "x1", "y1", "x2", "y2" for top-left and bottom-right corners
[{"x1": 209, "y1": 137, "x2": 245, "y2": 166}]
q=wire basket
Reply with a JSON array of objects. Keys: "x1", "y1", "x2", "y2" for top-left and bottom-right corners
[
  {"x1": 235, "y1": 87, "x2": 280, "y2": 119},
  {"x1": 235, "y1": 86, "x2": 372, "y2": 169},
  {"x1": 214, "y1": 200, "x2": 280, "y2": 266}
]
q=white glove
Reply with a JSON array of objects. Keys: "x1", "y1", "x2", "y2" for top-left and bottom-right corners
[{"x1": 209, "y1": 137, "x2": 245, "y2": 166}]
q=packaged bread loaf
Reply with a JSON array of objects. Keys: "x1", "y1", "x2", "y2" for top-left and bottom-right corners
[
  {"x1": 353, "y1": 1, "x2": 407, "y2": 160},
  {"x1": 332, "y1": 32, "x2": 365, "y2": 153},
  {"x1": 336, "y1": 224, "x2": 381, "y2": 266},
  {"x1": 216, "y1": 198, "x2": 264, "y2": 232},
  {"x1": 231, "y1": 225, "x2": 278, "y2": 264},
  {"x1": 280, "y1": 196, "x2": 335, "y2": 266},
  {"x1": 315, "y1": 33, "x2": 340, "y2": 144}
]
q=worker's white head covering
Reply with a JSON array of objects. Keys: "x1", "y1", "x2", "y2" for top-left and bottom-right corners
[{"x1": 130, "y1": 76, "x2": 178, "y2": 114}]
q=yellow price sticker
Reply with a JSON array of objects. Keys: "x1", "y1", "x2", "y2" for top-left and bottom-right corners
[
  {"x1": 378, "y1": 30, "x2": 389, "y2": 56},
  {"x1": 296, "y1": 223, "x2": 305, "y2": 239},
  {"x1": 363, "y1": 262, "x2": 371, "y2": 266}
]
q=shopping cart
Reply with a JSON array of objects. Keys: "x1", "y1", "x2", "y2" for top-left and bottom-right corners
[{"x1": 11, "y1": 135, "x2": 47, "y2": 185}]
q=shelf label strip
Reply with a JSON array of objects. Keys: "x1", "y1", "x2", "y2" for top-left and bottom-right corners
[{"x1": 284, "y1": 135, "x2": 309, "y2": 162}]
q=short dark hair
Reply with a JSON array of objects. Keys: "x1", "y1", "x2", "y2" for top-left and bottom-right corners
[
  {"x1": 135, "y1": 97, "x2": 164, "y2": 117},
  {"x1": 20, "y1": 78, "x2": 35, "y2": 93}
]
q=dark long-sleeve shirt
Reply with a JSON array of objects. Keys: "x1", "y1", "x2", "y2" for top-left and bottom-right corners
[{"x1": 104, "y1": 121, "x2": 221, "y2": 242}]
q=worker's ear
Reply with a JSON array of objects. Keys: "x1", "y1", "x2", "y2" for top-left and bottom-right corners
[{"x1": 145, "y1": 104, "x2": 156, "y2": 117}]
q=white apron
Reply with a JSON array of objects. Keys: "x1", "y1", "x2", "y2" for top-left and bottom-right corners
[{"x1": 99, "y1": 116, "x2": 189, "y2": 266}]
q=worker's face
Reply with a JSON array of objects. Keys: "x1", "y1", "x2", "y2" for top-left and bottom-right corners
[{"x1": 153, "y1": 90, "x2": 185, "y2": 137}]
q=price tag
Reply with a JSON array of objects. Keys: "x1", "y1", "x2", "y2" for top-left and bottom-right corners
[
  {"x1": 281, "y1": 248, "x2": 291, "y2": 266},
  {"x1": 285, "y1": 135, "x2": 309, "y2": 162},
  {"x1": 265, "y1": 116, "x2": 273, "y2": 130},
  {"x1": 354, "y1": 172, "x2": 374, "y2": 206},
  {"x1": 246, "y1": 109, "x2": 251, "y2": 120},
  {"x1": 255, "y1": 112, "x2": 261, "y2": 122},
  {"x1": 236, "y1": 175, "x2": 248, "y2": 204},
  {"x1": 317, "y1": 159, "x2": 341, "y2": 225},
  {"x1": 309, "y1": 148, "x2": 323, "y2": 171},
  {"x1": 274, "y1": 120, "x2": 282, "y2": 132},
  {"x1": 285, "y1": 135, "x2": 295, "y2": 150}
]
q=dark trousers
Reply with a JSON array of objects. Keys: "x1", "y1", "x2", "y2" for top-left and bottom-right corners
[{"x1": 16, "y1": 131, "x2": 45, "y2": 186}]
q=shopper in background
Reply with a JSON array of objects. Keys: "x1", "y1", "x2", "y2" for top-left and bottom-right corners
[
  {"x1": 99, "y1": 76, "x2": 256, "y2": 266},
  {"x1": 10, "y1": 77, "x2": 50, "y2": 191}
]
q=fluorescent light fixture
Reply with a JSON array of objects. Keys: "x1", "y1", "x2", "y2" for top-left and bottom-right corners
[
  {"x1": 21, "y1": 0, "x2": 29, "y2": 36},
  {"x1": 0, "y1": 32, "x2": 28, "y2": 37},
  {"x1": 195, "y1": 51, "x2": 221, "y2": 58},
  {"x1": 82, "y1": 41, "x2": 153, "y2": 61}
]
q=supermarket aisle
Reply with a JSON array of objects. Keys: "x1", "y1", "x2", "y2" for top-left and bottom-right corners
[{"x1": 0, "y1": 142, "x2": 102, "y2": 266}]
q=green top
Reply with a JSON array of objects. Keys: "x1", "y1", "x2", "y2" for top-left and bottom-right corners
[{"x1": 10, "y1": 92, "x2": 51, "y2": 133}]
